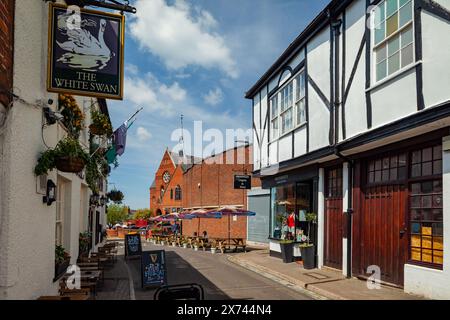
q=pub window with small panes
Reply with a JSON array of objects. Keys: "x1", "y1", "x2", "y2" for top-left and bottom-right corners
[
  {"x1": 409, "y1": 145, "x2": 443, "y2": 267},
  {"x1": 366, "y1": 144, "x2": 443, "y2": 268},
  {"x1": 326, "y1": 167, "x2": 342, "y2": 198}
]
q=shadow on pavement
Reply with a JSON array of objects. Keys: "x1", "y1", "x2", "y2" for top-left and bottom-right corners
[{"x1": 125, "y1": 250, "x2": 231, "y2": 300}]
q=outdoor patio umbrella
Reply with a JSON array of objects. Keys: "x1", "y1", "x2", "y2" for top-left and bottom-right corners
[
  {"x1": 206, "y1": 206, "x2": 256, "y2": 245},
  {"x1": 183, "y1": 208, "x2": 222, "y2": 236}
]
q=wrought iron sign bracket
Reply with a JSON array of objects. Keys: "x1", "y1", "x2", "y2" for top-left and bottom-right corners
[{"x1": 44, "y1": 0, "x2": 137, "y2": 14}]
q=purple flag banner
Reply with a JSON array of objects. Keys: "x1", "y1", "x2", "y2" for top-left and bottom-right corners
[{"x1": 114, "y1": 123, "x2": 128, "y2": 156}]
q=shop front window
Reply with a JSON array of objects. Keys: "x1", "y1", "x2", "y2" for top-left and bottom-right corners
[{"x1": 270, "y1": 182, "x2": 312, "y2": 241}]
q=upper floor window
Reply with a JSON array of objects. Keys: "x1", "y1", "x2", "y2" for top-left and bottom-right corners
[
  {"x1": 373, "y1": 0, "x2": 414, "y2": 82},
  {"x1": 295, "y1": 72, "x2": 306, "y2": 125},
  {"x1": 270, "y1": 70, "x2": 306, "y2": 141},
  {"x1": 175, "y1": 185, "x2": 182, "y2": 200},
  {"x1": 280, "y1": 83, "x2": 293, "y2": 134},
  {"x1": 270, "y1": 95, "x2": 279, "y2": 140}
]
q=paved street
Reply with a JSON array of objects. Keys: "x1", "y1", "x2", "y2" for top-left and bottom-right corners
[{"x1": 98, "y1": 241, "x2": 314, "y2": 300}]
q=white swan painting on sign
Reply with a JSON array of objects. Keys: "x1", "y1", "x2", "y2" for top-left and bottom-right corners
[
  {"x1": 48, "y1": 4, "x2": 124, "y2": 100},
  {"x1": 53, "y1": 8, "x2": 120, "y2": 74}
]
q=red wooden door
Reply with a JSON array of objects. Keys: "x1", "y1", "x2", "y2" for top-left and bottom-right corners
[
  {"x1": 324, "y1": 167, "x2": 343, "y2": 270},
  {"x1": 361, "y1": 184, "x2": 408, "y2": 286}
]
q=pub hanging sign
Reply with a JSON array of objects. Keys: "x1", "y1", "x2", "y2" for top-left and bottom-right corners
[{"x1": 47, "y1": 3, "x2": 125, "y2": 100}]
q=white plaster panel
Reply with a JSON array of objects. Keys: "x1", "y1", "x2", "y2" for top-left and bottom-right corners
[
  {"x1": 343, "y1": 0, "x2": 367, "y2": 139},
  {"x1": 308, "y1": 84, "x2": 330, "y2": 151},
  {"x1": 278, "y1": 134, "x2": 292, "y2": 162},
  {"x1": 307, "y1": 27, "x2": 331, "y2": 102},
  {"x1": 288, "y1": 49, "x2": 305, "y2": 71},
  {"x1": 268, "y1": 75, "x2": 279, "y2": 93},
  {"x1": 435, "y1": 0, "x2": 450, "y2": 10},
  {"x1": 269, "y1": 142, "x2": 278, "y2": 166},
  {"x1": 422, "y1": 10, "x2": 450, "y2": 108},
  {"x1": 253, "y1": 130, "x2": 261, "y2": 170},
  {"x1": 293, "y1": 126, "x2": 307, "y2": 158},
  {"x1": 279, "y1": 69, "x2": 292, "y2": 87},
  {"x1": 370, "y1": 68, "x2": 417, "y2": 128}
]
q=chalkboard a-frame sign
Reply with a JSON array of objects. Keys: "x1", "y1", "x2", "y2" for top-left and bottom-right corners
[
  {"x1": 141, "y1": 250, "x2": 167, "y2": 289},
  {"x1": 125, "y1": 233, "x2": 142, "y2": 258}
]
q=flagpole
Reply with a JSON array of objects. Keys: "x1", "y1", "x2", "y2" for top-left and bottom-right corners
[{"x1": 89, "y1": 106, "x2": 143, "y2": 159}]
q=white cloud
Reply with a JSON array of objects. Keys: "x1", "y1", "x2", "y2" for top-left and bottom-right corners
[
  {"x1": 203, "y1": 87, "x2": 224, "y2": 106},
  {"x1": 130, "y1": 0, "x2": 238, "y2": 78},
  {"x1": 136, "y1": 127, "x2": 152, "y2": 142},
  {"x1": 159, "y1": 82, "x2": 186, "y2": 102},
  {"x1": 123, "y1": 72, "x2": 189, "y2": 117},
  {"x1": 125, "y1": 64, "x2": 139, "y2": 76}
]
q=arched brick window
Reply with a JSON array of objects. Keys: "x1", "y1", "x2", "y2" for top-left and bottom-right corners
[{"x1": 175, "y1": 185, "x2": 182, "y2": 200}]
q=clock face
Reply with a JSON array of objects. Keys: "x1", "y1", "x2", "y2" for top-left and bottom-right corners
[{"x1": 163, "y1": 171, "x2": 171, "y2": 183}]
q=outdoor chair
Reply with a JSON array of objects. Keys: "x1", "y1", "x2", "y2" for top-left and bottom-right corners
[{"x1": 154, "y1": 284, "x2": 204, "y2": 300}]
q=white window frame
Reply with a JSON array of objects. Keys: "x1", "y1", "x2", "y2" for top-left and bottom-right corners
[
  {"x1": 371, "y1": 0, "x2": 415, "y2": 85},
  {"x1": 269, "y1": 69, "x2": 306, "y2": 142},
  {"x1": 56, "y1": 182, "x2": 65, "y2": 246}
]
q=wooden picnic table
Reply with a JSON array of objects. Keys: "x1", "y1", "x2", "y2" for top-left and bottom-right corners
[{"x1": 211, "y1": 238, "x2": 246, "y2": 253}]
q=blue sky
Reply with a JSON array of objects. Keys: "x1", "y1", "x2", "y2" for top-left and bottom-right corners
[{"x1": 107, "y1": 0, "x2": 329, "y2": 209}]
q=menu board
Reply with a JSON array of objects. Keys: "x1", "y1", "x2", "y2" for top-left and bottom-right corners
[
  {"x1": 141, "y1": 250, "x2": 167, "y2": 289},
  {"x1": 125, "y1": 233, "x2": 142, "y2": 258}
]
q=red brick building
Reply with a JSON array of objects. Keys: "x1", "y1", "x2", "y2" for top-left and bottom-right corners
[
  {"x1": 0, "y1": 0, "x2": 14, "y2": 107},
  {"x1": 149, "y1": 149, "x2": 196, "y2": 215},
  {"x1": 181, "y1": 145, "x2": 260, "y2": 239}
]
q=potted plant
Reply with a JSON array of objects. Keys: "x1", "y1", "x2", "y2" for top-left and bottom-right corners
[
  {"x1": 106, "y1": 228, "x2": 118, "y2": 238},
  {"x1": 107, "y1": 190, "x2": 124, "y2": 204},
  {"x1": 79, "y1": 231, "x2": 91, "y2": 256},
  {"x1": 89, "y1": 109, "x2": 113, "y2": 136},
  {"x1": 193, "y1": 244, "x2": 199, "y2": 251},
  {"x1": 279, "y1": 239, "x2": 294, "y2": 263},
  {"x1": 183, "y1": 242, "x2": 188, "y2": 249},
  {"x1": 35, "y1": 136, "x2": 89, "y2": 175},
  {"x1": 211, "y1": 247, "x2": 217, "y2": 254},
  {"x1": 299, "y1": 212, "x2": 317, "y2": 270},
  {"x1": 59, "y1": 94, "x2": 85, "y2": 139},
  {"x1": 55, "y1": 245, "x2": 70, "y2": 277}
]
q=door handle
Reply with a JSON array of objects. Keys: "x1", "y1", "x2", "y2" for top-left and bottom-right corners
[{"x1": 399, "y1": 228, "x2": 407, "y2": 237}]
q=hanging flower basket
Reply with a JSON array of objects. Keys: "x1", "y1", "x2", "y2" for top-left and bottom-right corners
[
  {"x1": 89, "y1": 124, "x2": 103, "y2": 136},
  {"x1": 55, "y1": 156, "x2": 86, "y2": 173}
]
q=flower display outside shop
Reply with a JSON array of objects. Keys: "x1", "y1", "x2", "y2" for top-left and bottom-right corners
[
  {"x1": 59, "y1": 94, "x2": 84, "y2": 138},
  {"x1": 34, "y1": 136, "x2": 90, "y2": 176},
  {"x1": 90, "y1": 109, "x2": 113, "y2": 136}
]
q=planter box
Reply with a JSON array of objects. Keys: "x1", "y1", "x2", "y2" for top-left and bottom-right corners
[
  {"x1": 117, "y1": 228, "x2": 127, "y2": 238},
  {"x1": 106, "y1": 229, "x2": 118, "y2": 238},
  {"x1": 55, "y1": 259, "x2": 70, "y2": 279},
  {"x1": 300, "y1": 246, "x2": 315, "y2": 269},
  {"x1": 280, "y1": 242, "x2": 294, "y2": 263}
]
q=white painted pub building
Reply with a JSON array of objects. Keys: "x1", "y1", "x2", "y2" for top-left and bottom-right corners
[{"x1": 247, "y1": 0, "x2": 450, "y2": 299}]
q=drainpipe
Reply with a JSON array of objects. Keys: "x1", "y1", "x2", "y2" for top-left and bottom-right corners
[
  {"x1": 334, "y1": 147, "x2": 353, "y2": 279},
  {"x1": 332, "y1": 19, "x2": 342, "y2": 145}
]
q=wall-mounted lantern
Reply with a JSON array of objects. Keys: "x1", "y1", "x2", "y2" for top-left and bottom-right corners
[
  {"x1": 90, "y1": 193, "x2": 100, "y2": 206},
  {"x1": 43, "y1": 179, "x2": 57, "y2": 206},
  {"x1": 100, "y1": 196, "x2": 107, "y2": 207}
]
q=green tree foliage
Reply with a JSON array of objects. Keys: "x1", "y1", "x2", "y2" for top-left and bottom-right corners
[
  {"x1": 133, "y1": 208, "x2": 153, "y2": 220},
  {"x1": 107, "y1": 204, "x2": 128, "y2": 225}
]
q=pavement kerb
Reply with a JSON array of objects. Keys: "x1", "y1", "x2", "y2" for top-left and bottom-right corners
[{"x1": 227, "y1": 255, "x2": 337, "y2": 300}]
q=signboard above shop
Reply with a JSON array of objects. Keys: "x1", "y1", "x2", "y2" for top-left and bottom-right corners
[
  {"x1": 47, "y1": 3, "x2": 125, "y2": 100},
  {"x1": 234, "y1": 175, "x2": 251, "y2": 190}
]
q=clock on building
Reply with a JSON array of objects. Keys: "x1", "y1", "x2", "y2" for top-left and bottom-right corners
[{"x1": 163, "y1": 171, "x2": 171, "y2": 183}]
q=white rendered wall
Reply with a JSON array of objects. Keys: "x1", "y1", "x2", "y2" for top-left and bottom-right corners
[
  {"x1": 343, "y1": 0, "x2": 367, "y2": 139},
  {"x1": 404, "y1": 136, "x2": 450, "y2": 299},
  {"x1": 317, "y1": 168, "x2": 325, "y2": 268},
  {"x1": 342, "y1": 163, "x2": 349, "y2": 277},
  {"x1": 294, "y1": 126, "x2": 307, "y2": 158},
  {"x1": 370, "y1": 68, "x2": 417, "y2": 128},
  {"x1": 421, "y1": 10, "x2": 450, "y2": 109}
]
